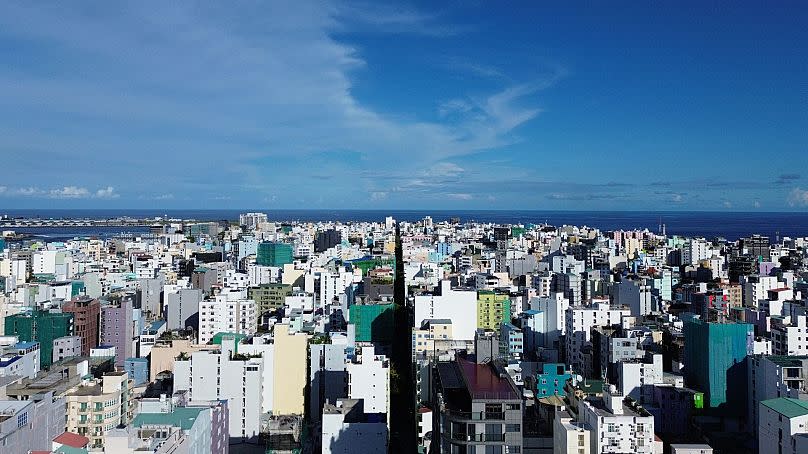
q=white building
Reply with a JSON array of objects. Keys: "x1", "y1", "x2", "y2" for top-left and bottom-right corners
[
  {"x1": 758, "y1": 397, "x2": 808, "y2": 454},
  {"x1": 747, "y1": 355, "x2": 808, "y2": 433},
  {"x1": 322, "y1": 399, "x2": 387, "y2": 454},
  {"x1": 565, "y1": 301, "x2": 630, "y2": 376},
  {"x1": 173, "y1": 338, "x2": 264, "y2": 441},
  {"x1": 347, "y1": 347, "x2": 390, "y2": 421},
  {"x1": 617, "y1": 354, "x2": 663, "y2": 403},
  {"x1": 613, "y1": 280, "x2": 655, "y2": 316},
  {"x1": 198, "y1": 294, "x2": 256, "y2": 344},
  {"x1": 552, "y1": 408, "x2": 590, "y2": 454},
  {"x1": 240, "y1": 212, "x2": 268, "y2": 230},
  {"x1": 771, "y1": 315, "x2": 808, "y2": 356},
  {"x1": 414, "y1": 280, "x2": 478, "y2": 341},
  {"x1": 53, "y1": 336, "x2": 83, "y2": 363},
  {"x1": 577, "y1": 385, "x2": 657, "y2": 454},
  {"x1": 0, "y1": 341, "x2": 40, "y2": 379},
  {"x1": 530, "y1": 293, "x2": 570, "y2": 352},
  {"x1": 741, "y1": 275, "x2": 780, "y2": 308}
]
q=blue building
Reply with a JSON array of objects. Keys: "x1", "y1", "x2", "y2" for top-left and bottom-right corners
[
  {"x1": 536, "y1": 363, "x2": 573, "y2": 397},
  {"x1": 124, "y1": 357, "x2": 149, "y2": 386},
  {"x1": 499, "y1": 323, "x2": 524, "y2": 360}
]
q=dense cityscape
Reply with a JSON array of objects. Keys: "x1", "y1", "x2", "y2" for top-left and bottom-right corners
[
  {"x1": 0, "y1": 212, "x2": 806, "y2": 453},
  {"x1": 2, "y1": 2, "x2": 808, "y2": 453}
]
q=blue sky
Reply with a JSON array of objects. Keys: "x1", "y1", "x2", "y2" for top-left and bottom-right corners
[{"x1": 0, "y1": 1, "x2": 806, "y2": 210}]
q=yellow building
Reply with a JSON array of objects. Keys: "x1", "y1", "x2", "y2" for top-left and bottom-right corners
[
  {"x1": 272, "y1": 324, "x2": 308, "y2": 415},
  {"x1": 65, "y1": 371, "x2": 134, "y2": 449},
  {"x1": 477, "y1": 291, "x2": 512, "y2": 330}
]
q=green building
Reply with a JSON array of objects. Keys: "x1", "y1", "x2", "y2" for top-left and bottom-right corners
[
  {"x1": 683, "y1": 319, "x2": 752, "y2": 410},
  {"x1": 349, "y1": 302, "x2": 394, "y2": 343},
  {"x1": 5, "y1": 310, "x2": 74, "y2": 369},
  {"x1": 348, "y1": 257, "x2": 396, "y2": 276},
  {"x1": 256, "y1": 242, "x2": 294, "y2": 267},
  {"x1": 248, "y1": 283, "x2": 292, "y2": 316},
  {"x1": 211, "y1": 332, "x2": 248, "y2": 352},
  {"x1": 476, "y1": 291, "x2": 512, "y2": 331}
]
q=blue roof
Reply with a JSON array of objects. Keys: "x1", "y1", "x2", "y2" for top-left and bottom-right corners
[
  {"x1": 0, "y1": 356, "x2": 21, "y2": 367},
  {"x1": 523, "y1": 310, "x2": 541, "y2": 315},
  {"x1": 125, "y1": 357, "x2": 148, "y2": 363},
  {"x1": 14, "y1": 341, "x2": 39, "y2": 350}
]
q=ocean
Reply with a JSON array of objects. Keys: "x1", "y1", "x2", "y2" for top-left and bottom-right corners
[{"x1": 2, "y1": 209, "x2": 807, "y2": 241}]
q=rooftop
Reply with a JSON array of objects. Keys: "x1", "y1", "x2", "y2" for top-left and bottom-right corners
[
  {"x1": 132, "y1": 407, "x2": 205, "y2": 430},
  {"x1": 761, "y1": 398, "x2": 808, "y2": 418},
  {"x1": 456, "y1": 358, "x2": 520, "y2": 400},
  {"x1": 53, "y1": 432, "x2": 90, "y2": 448}
]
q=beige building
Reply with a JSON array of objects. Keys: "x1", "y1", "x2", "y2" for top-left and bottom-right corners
[
  {"x1": 413, "y1": 319, "x2": 453, "y2": 357},
  {"x1": 149, "y1": 338, "x2": 211, "y2": 381},
  {"x1": 65, "y1": 371, "x2": 134, "y2": 450},
  {"x1": 272, "y1": 324, "x2": 308, "y2": 415}
]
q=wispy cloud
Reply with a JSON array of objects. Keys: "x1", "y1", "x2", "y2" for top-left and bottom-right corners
[
  {"x1": 446, "y1": 193, "x2": 473, "y2": 200},
  {"x1": 0, "y1": 1, "x2": 555, "y2": 206},
  {"x1": 0, "y1": 185, "x2": 118, "y2": 199},
  {"x1": 332, "y1": 1, "x2": 470, "y2": 36},
  {"x1": 788, "y1": 188, "x2": 808, "y2": 207},
  {"x1": 775, "y1": 173, "x2": 801, "y2": 184}
]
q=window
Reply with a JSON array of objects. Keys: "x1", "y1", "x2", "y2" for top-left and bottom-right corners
[{"x1": 17, "y1": 412, "x2": 28, "y2": 428}]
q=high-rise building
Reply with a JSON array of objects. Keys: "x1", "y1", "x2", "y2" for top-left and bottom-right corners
[
  {"x1": 476, "y1": 291, "x2": 511, "y2": 331},
  {"x1": 433, "y1": 358, "x2": 523, "y2": 453},
  {"x1": 256, "y1": 242, "x2": 294, "y2": 267},
  {"x1": 62, "y1": 297, "x2": 100, "y2": 356},
  {"x1": 239, "y1": 212, "x2": 268, "y2": 230},
  {"x1": 248, "y1": 283, "x2": 292, "y2": 318},
  {"x1": 683, "y1": 319, "x2": 753, "y2": 410},
  {"x1": 758, "y1": 398, "x2": 808, "y2": 454},
  {"x1": 349, "y1": 302, "x2": 394, "y2": 343},
  {"x1": 4, "y1": 310, "x2": 73, "y2": 369},
  {"x1": 64, "y1": 371, "x2": 134, "y2": 449},
  {"x1": 315, "y1": 229, "x2": 342, "y2": 253},
  {"x1": 741, "y1": 234, "x2": 771, "y2": 262},
  {"x1": 100, "y1": 298, "x2": 136, "y2": 368}
]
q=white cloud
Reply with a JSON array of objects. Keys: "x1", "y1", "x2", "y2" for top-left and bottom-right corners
[
  {"x1": 753, "y1": 200, "x2": 761, "y2": 208},
  {"x1": 154, "y1": 194, "x2": 175, "y2": 200},
  {"x1": 446, "y1": 193, "x2": 472, "y2": 200},
  {"x1": 789, "y1": 188, "x2": 808, "y2": 207},
  {"x1": 0, "y1": 2, "x2": 558, "y2": 202},
  {"x1": 95, "y1": 186, "x2": 119, "y2": 199},
  {"x1": 0, "y1": 185, "x2": 118, "y2": 199},
  {"x1": 370, "y1": 191, "x2": 388, "y2": 201},
  {"x1": 49, "y1": 186, "x2": 90, "y2": 199},
  {"x1": 424, "y1": 162, "x2": 465, "y2": 178},
  {"x1": 671, "y1": 194, "x2": 684, "y2": 203}
]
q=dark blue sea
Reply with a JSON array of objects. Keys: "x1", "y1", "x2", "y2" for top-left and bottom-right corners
[{"x1": 2, "y1": 209, "x2": 807, "y2": 241}]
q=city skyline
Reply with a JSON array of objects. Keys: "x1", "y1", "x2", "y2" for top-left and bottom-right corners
[{"x1": 1, "y1": 1, "x2": 807, "y2": 210}]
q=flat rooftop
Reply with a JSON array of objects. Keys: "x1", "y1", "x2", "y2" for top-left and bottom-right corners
[{"x1": 456, "y1": 358, "x2": 519, "y2": 401}]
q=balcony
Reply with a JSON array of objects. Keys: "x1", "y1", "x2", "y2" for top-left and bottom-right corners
[
  {"x1": 447, "y1": 432, "x2": 506, "y2": 443},
  {"x1": 443, "y1": 409, "x2": 507, "y2": 422}
]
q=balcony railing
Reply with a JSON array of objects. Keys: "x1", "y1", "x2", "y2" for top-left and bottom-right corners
[{"x1": 447, "y1": 432, "x2": 506, "y2": 443}]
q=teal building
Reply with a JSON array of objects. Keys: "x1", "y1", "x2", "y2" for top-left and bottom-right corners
[
  {"x1": 536, "y1": 363, "x2": 572, "y2": 397},
  {"x1": 349, "y1": 302, "x2": 394, "y2": 343},
  {"x1": 4, "y1": 310, "x2": 74, "y2": 369},
  {"x1": 256, "y1": 242, "x2": 293, "y2": 267},
  {"x1": 683, "y1": 319, "x2": 753, "y2": 410}
]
